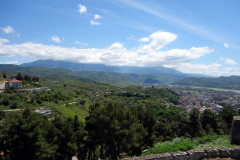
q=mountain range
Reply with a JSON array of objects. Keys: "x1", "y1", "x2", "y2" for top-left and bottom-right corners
[
  {"x1": 0, "y1": 64, "x2": 180, "y2": 85},
  {"x1": 21, "y1": 60, "x2": 212, "y2": 79}
]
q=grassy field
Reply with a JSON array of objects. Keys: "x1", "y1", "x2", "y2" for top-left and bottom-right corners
[
  {"x1": 195, "y1": 135, "x2": 238, "y2": 149},
  {"x1": 54, "y1": 104, "x2": 89, "y2": 122},
  {"x1": 142, "y1": 135, "x2": 239, "y2": 157}
]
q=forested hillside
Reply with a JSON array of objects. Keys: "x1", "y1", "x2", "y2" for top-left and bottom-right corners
[
  {"x1": 21, "y1": 60, "x2": 207, "y2": 78},
  {"x1": 0, "y1": 64, "x2": 181, "y2": 85},
  {"x1": 0, "y1": 79, "x2": 239, "y2": 159},
  {"x1": 172, "y1": 76, "x2": 240, "y2": 89}
]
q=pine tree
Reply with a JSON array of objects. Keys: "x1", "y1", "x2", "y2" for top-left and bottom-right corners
[
  {"x1": 189, "y1": 108, "x2": 204, "y2": 138},
  {"x1": 24, "y1": 75, "x2": 29, "y2": 81},
  {"x1": 52, "y1": 116, "x2": 77, "y2": 160},
  {"x1": 16, "y1": 73, "x2": 23, "y2": 80},
  {"x1": 0, "y1": 108, "x2": 58, "y2": 160},
  {"x1": 201, "y1": 109, "x2": 219, "y2": 134}
]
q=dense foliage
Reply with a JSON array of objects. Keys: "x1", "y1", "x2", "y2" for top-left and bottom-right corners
[{"x1": 0, "y1": 79, "x2": 239, "y2": 159}]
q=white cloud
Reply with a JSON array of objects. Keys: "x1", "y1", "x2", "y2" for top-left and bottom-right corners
[
  {"x1": 0, "y1": 61, "x2": 18, "y2": 64},
  {"x1": 0, "y1": 26, "x2": 14, "y2": 34},
  {"x1": 51, "y1": 36, "x2": 62, "y2": 43},
  {"x1": 220, "y1": 58, "x2": 237, "y2": 65},
  {"x1": 0, "y1": 31, "x2": 213, "y2": 68},
  {"x1": 94, "y1": 14, "x2": 102, "y2": 19},
  {"x1": 126, "y1": 35, "x2": 135, "y2": 40},
  {"x1": 75, "y1": 41, "x2": 88, "y2": 46},
  {"x1": 164, "y1": 63, "x2": 222, "y2": 75},
  {"x1": 78, "y1": 4, "x2": 87, "y2": 14},
  {"x1": 108, "y1": 42, "x2": 125, "y2": 50},
  {"x1": 223, "y1": 43, "x2": 229, "y2": 48},
  {"x1": 90, "y1": 20, "x2": 100, "y2": 25},
  {"x1": 0, "y1": 38, "x2": 9, "y2": 45},
  {"x1": 16, "y1": 33, "x2": 20, "y2": 37},
  {"x1": 164, "y1": 63, "x2": 240, "y2": 76},
  {"x1": 137, "y1": 31, "x2": 177, "y2": 53},
  {"x1": 138, "y1": 37, "x2": 149, "y2": 42}
]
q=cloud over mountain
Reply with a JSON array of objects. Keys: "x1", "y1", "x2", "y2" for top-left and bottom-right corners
[{"x1": 0, "y1": 31, "x2": 213, "y2": 67}]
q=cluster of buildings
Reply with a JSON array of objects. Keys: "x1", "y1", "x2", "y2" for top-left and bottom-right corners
[
  {"x1": 176, "y1": 91, "x2": 240, "y2": 113},
  {"x1": 0, "y1": 74, "x2": 51, "y2": 94}
]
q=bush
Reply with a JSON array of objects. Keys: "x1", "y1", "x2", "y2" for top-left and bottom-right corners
[
  {"x1": 10, "y1": 101, "x2": 18, "y2": 109},
  {"x1": 142, "y1": 138, "x2": 193, "y2": 156},
  {"x1": 2, "y1": 97, "x2": 10, "y2": 106}
]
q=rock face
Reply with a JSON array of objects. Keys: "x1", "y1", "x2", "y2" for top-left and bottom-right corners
[{"x1": 230, "y1": 116, "x2": 240, "y2": 144}]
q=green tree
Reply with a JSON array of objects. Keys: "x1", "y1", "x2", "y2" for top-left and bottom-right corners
[
  {"x1": 10, "y1": 101, "x2": 18, "y2": 109},
  {"x1": 73, "y1": 115, "x2": 86, "y2": 160},
  {"x1": 131, "y1": 106, "x2": 156, "y2": 148},
  {"x1": 189, "y1": 108, "x2": 204, "y2": 138},
  {"x1": 218, "y1": 106, "x2": 238, "y2": 131},
  {"x1": 0, "y1": 108, "x2": 58, "y2": 160},
  {"x1": 16, "y1": 73, "x2": 23, "y2": 80},
  {"x1": 85, "y1": 102, "x2": 147, "y2": 160},
  {"x1": 52, "y1": 116, "x2": 77, "y2": 160},
  {"x1": 24, "y1": 75, "x2": 29, "y2": 81},
  {"x1": 201, "y1": 109, "x2": 219, "y2": 134},
  {"x1": 2, "y1": 97, "x2": 10, "y2": 106},
  {"x1": 2, "y1": 73, "x2": 6, "y2": 78}
]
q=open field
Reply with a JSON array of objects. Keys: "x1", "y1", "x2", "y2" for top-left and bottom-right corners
[
  {"x1": 142, "y1": 135, "x2": 239, "y2": 157},
  {"x1": 54, "y1": 104, "x2": 89, "y2": 122}
]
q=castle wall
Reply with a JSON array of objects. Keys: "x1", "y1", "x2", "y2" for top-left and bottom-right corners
[
  {"x1": 230, "y1": 116, "x2": 240, "y2": 144},
  {"x1": 121, "y1": 147, "x2": 240, "y2": 160}
]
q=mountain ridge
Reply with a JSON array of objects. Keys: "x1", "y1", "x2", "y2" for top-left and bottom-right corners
[
  {"x1": 0, "y1": 64, "x2": 180, "y2": 85},
  {"x1": 21, "y1": 60, "x2": 213, "y2": 78}
]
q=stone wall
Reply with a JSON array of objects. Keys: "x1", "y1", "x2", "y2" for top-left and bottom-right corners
[
  {"x1": 230, "y1": 116, "x2": 240, "y2": 145},
  {"x1": 121, "y1": 147, "x2": 240, "y2": 160}
]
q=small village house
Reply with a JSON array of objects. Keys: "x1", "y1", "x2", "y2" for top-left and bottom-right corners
[{"x1": 9, "y1": 79, "x2": 22, "y2": 88}]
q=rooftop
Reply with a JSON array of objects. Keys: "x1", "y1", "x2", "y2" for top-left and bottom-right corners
[{"x1": 9, "y1": 79, "x2": 22, "y2": 82}]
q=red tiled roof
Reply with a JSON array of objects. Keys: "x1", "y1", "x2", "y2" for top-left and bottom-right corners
[
  {"x1": 9, "y1": 79, "x2": 22, "y2": 82},
  {"x1": 11, "y1": 74, "x2": 18, "y2": 76}
]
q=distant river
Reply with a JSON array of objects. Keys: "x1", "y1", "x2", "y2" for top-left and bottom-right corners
[{"x1": 170, "y1": 85, "x2": 240, "y2": 94}]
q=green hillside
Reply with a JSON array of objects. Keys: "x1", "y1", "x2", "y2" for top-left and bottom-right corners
[
  {"x1": 172, "y1": 76, "x2": 240, "y2": 89},
  {"x1": 0, "y1": 64, "x2": 181, "y2": 85},
  {"x1": 77, "y1": 71, "x2": 180, "y2": 85}
]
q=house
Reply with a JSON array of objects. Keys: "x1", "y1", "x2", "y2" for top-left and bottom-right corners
[
  {"x1": 10, "y1": 74, "x2": 18, "y2": 80},
  {"x1": 9, "y1": 79, "x2": 22, "y2": 88},
  {"x1": 33, "y1": 108, "x2": 51, "y2": 115}
]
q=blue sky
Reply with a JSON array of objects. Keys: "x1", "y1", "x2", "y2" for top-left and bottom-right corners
[{"x1": 0, "y1": 0, "x2": 240, "y2": 76}]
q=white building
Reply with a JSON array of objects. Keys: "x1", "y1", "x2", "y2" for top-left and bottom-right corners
[
  {"x1": 9, "y1": 79, "x2": 22, "y2": 88},
  {"x1": 34, "y1": 108, "x2": 51, "y2": 115}
]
